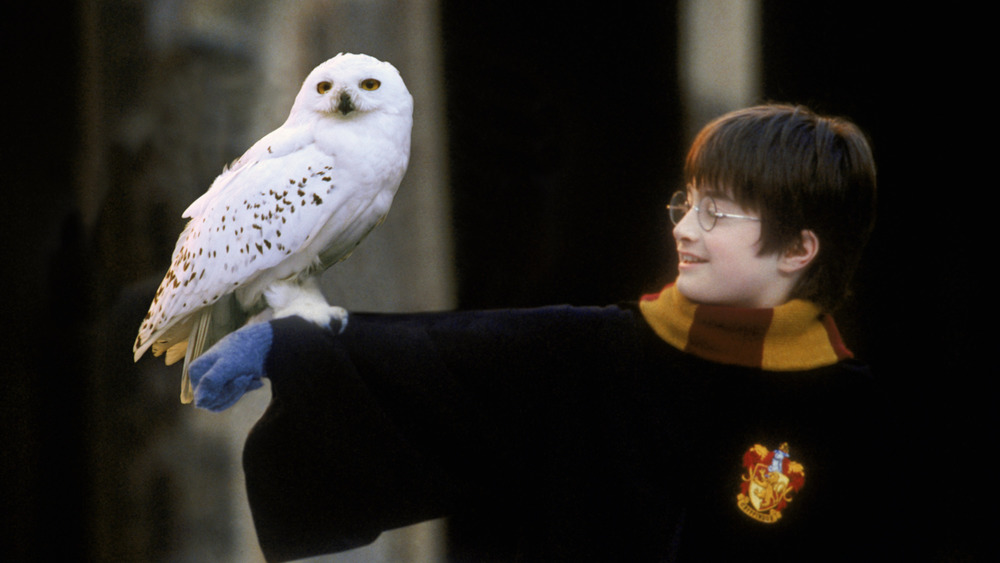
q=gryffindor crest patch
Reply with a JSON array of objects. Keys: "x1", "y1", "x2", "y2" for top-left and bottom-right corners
[{"x1": 736, "y1": 443, "x2": 805, "y2": 524}]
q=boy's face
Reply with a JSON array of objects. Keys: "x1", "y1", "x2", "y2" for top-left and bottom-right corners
[{"x1": 672, "y1": 187, "x2": 791, "y2": 308}]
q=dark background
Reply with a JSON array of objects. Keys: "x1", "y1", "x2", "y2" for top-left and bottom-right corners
[{"x1": 5, "y1": 1, "x2": 983, "y2": 560}]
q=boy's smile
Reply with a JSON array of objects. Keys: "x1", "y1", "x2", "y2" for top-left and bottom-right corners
[
  {"x1": 672, "y1": 190, "x2": 794, "y2": 309},
  {"x1": 677, "y1": 251, "x2": 707, "y2": 265}
]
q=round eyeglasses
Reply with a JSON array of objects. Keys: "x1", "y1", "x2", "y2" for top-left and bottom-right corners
[{"x1": 666, "y1": 191, "x2": 761, "y2": 232}]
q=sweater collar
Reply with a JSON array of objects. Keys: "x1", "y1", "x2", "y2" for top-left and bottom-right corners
[{"x1": 639, "y1": 284, "x2": 852, "y2": 371}]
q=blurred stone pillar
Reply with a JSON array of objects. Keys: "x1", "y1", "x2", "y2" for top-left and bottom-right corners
[{"x1": 678, "y1": 0, "x2": 761, "y2": 139}]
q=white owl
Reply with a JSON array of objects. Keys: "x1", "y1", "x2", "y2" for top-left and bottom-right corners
[{"x1": 133, "y1": 53, "x2": 413, "y2": 403}]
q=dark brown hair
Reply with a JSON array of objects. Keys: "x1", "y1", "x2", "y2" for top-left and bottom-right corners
[{"x1": 684, "y1": 104, "x2": 877, "y2": 311}]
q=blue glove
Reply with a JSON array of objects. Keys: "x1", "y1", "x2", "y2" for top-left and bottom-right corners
[{"x1": 189, "y1": 321, "x2": 274, "y2": 412}]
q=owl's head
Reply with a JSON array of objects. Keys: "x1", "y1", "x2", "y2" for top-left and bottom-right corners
[{"x1": 291, "y1": 53, "x2": 413, "y2": 123}]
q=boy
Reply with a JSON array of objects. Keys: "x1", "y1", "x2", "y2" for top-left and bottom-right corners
[{"x1": 191, "y1": 104, "x2": 881, "y2": 561}]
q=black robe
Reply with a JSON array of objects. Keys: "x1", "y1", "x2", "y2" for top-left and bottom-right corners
[{"x1": 243, "y1": 304, "x2": 884, "y2": 561}]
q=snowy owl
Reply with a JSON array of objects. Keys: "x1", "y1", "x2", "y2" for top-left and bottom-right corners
[{"x1": 133, "y1": 53, "x2": 413, "y2": 403}]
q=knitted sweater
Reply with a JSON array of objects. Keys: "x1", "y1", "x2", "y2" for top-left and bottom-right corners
[{"x1": 243, "y1": 287, "x2": 882, "y2": 561}]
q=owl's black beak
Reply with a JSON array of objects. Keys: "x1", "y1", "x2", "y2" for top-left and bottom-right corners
[{"x1": 337, "y1": 92, "x2": 355, "y2": 115}]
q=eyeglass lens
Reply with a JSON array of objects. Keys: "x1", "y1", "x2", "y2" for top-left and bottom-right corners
[
  {"x1": 668, "y1": 191, "x2": 688, "y2": 225},
  {"x1": 697, "y1": 196, "x2": 717, "y2": 231}
]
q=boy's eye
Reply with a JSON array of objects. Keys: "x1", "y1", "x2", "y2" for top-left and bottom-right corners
[{"x1": 697, "y1": 198, "x2": 720, "y2": 230}]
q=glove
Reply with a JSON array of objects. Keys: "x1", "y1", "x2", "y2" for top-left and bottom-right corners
[{"x1": 189, "y1": 321, "x2": 274, "y2": 412}]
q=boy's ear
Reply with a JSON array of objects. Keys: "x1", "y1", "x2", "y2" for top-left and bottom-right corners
[{"x1": 779, "y1": 229, "x2": 819, "y2": 273}]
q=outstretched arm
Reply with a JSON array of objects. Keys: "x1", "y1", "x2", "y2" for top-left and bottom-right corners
[{"x1": 192, "y1": 306, "x2": 639, "y2": 561}]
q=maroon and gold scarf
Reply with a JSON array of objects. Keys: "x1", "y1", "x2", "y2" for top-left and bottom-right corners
[{"x1": 639, "y1": 284, "x2": 852, "y2": 371}]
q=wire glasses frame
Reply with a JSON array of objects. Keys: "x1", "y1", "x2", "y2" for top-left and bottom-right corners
[{"x1": 666, "y1": 191, "x2": 761, "y2": 232}]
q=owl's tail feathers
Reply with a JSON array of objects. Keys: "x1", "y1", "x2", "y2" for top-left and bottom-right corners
[
  {"x1": 132, "y1": 321, "x2": 194, "y2": 402},
  {"x1": 134, "y1": 295, "x2": 253, "y2": 404},
  {"x1": 134, "y1": 318, "x2": 187, "y2": 363},
  {"x1": 179, "y1": 295, "x2": 254, "y2": 404},
  {"x1": 180, "y1": 311, "x2": 213, "y2": 404}
]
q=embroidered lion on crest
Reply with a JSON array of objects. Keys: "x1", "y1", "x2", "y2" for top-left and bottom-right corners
[{"x1": 736, "y1": 442, "x2": 806, "y2": 523}]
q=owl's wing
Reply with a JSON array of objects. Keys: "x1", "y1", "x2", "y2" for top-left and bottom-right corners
[
  {"x1": 183, "y1": 124, "x2": 310, "y2": 220},
  {"x1": 136, "y1": 144, "x2": 324, "y2": 357}
]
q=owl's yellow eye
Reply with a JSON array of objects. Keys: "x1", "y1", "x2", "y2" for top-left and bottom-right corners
[
  {"x1": 360, "y1": 78, "x2": 381, "y2": 91},
  {"x1": 316, "y1": 81, "x2": 333, "y2": 94}
]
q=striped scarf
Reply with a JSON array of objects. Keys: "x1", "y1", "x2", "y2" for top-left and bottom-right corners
[{"x1": 639, "y1": 284, "x2": 852, "y2": 371}]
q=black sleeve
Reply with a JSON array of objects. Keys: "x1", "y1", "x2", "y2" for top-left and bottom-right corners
[{"x1": 242, "y1": 306, "x2": 637, "y2": 562}]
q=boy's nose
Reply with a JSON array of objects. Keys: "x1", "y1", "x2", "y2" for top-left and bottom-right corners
[{"x1": 672, "y1": 206, "x2": 700, "y2": 241}]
